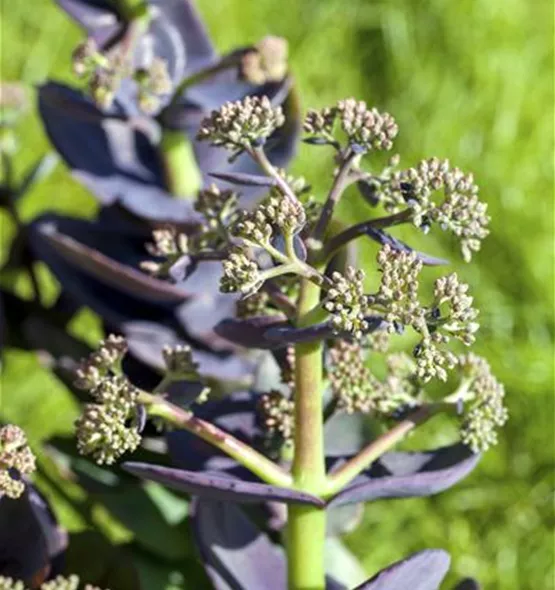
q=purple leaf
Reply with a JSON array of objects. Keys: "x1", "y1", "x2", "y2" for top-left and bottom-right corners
[
  {"x1": 56, "y1": 0, "x2": 121, "y2": 47},
  {"x1": 0, "y1": 485, "x2": 67, "y2": 583},
  {"x1": 208, "y1": 171, "x2": 278, "y2": 187},
  {"x1": 38, "y1": 83, "x2": 201, "y2": 221},
  {"x1": 353, "y1": 549, "x2": 451, "y2": 590},
  {"x1": 123, "y1": 321, "x2": 256, "y2": 381},
  {"x1": 33, "y1": 218, "x2": 191, "y2": 303},
  {"x1": 191, "y1": 499, "x2": 287, "y2": 590},
  {"x1": 214, "y1": 316, "x2": 288, "y2": 349},
  {"x1": 365, "y1": 228, "x2": 449, "y2": 266},
  {"x1": 123, "y1": 463, "x2": 324, "y2": 506},
  {"x1": 328, "y1": 444, "x2": 480, "y2": 507}
]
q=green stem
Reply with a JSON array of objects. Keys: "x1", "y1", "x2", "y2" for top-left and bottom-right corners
[
  {"x1": 140, "y1": 392, "x2": 292, "y2": 488},
  {"x1": 287, "y1": 279, "x2": 327, "y2": 590},
  {"x1": 324, "y1": 405, "x2": 438, "y2": 497},
  {"x1": 159, "y1": 129, "x2": 202, "y2": 197}
]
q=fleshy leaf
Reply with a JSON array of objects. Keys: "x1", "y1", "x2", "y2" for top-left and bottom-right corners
[
  {"x1": 0, "y1": 486, "x2": 67, "y2": 584},
  {"x1": 208, "y1": 171, "x2": 278, "y2": 187},
  {"x1": 191, "y1": 499, "x2": 287, "y2": 590},
  {"x1": 123, "y1": 463, "x2": 324, "y2": 506},
  {"x1": 328, "y1": 444, "x2": 480, "y2": 507},
  {"x1": 38, "y1": 82, "x2": 200, "y2": 221},
  {"x1": 214, "y1": 316, "x2": 288, "y2": 349},
  {"x1": 353, "y1": 549, "x2": 451, "y2": 590},
  {"x1": 33, "y1": 217, "x2": 191, "y2": 303}
]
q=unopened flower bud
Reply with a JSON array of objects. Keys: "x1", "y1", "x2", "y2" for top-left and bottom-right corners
[{"x1": 240, "y1": 36, "x2": 288, "y2": 85}]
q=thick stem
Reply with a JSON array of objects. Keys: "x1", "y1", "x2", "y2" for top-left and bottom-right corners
[
  {"x1": 287, "y1": 279, "x2": 327, "y2": 590},
  {"x1": 159, "y1": 130, "x2": 202, "y2": 197},
  {"x1": 140, "y1": 392, "x2": 292, "y2": 488}
]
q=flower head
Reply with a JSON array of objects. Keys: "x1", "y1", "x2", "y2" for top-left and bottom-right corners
[
  {"x1": 324, "y1": 267, "x2": 370, "y2": 340},
  {"x1": 336, "y1": 99, "x2": 398, "y2": 151},
  {"x1": 0, "y1": 425, "x2": 36, "y2": 499},
  {"x1": 240, "y1": 36, "x2": 289, "y2": 85},
  {"x1": 258, "y1": 391, "x2": 295, "y2": 445},
  {"x1": 220, "y1": 247, "x2": 262, "y2": 296},
  {"x1": 162, "y1": 344, "x2": 199, "y2": 379},
  {"x1": 75, "y1": 377, "x2": 142, "y2": 465},
  {"x1": 457, "y1": 355, "x2": 508, "y2": 453},
  {"x1": 197, "y1": 96, "x2": 285, "y2": 153},
  {"x1": 74, "y1": 334, "x2": 127, "y2": 389}
]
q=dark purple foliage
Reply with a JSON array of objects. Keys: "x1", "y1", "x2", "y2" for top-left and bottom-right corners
[
  {"x1": 327, "y1": 444, "x2": 480, "y2": 507},
  {"x1": 353, "y1": 549, "x2": 451, "y2": 590},
  {"x1": 0, "y1": 486, "x2": 67, "y2": 583}
]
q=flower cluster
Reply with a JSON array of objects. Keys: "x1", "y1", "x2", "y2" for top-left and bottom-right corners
[
  {"x1": 240, "y1": 36, "x2": 289, "y2": 85},
  {"x1": 457, "y1": 355, "x2": 508, "y2": 453},
  {"x1": 258, "y1": 391, "x2": 295, "y2": 445},
  {"x1": 369, "y1": 245, "x2": 424, "y2": 331},
  {"x1": 197, "y1": 96, "x2": 285, "y2": 153},
  {"x1": 303, "y1": 106, "x2": 337, "y2": 139},
  {"x1": 327, "y1": 341, "x2": 381, "y2": 413},
  {"x1": 0, "y1": 425, "x2": 36, "y2": 499},
  {"x1": 72, "y1": 37, "x2": 172, "y2": 112},
  {"x1": 373, "y1": 158, "x2": 490, "y2": 261},
  {"x1": 74, "y1": 337, "x2": 143, "y2": 465},
  {"x1": 336, "y1": 99, "x2": 398, "y2": 151},
  {"x1": 74, "y1": 334, "x2": 127, "y2": 389},
  {"x1": 324, "y1": 267, "x2": 370, "y2": 340},
  {"x1": 195, "y1": 184, "x2": 239, "y2": 245},
  {"x1": 162, "y1": 344, "x2": 199, "y2": 379},
  {"x1": 140, "y1": 227, "x2": 190, "y2": 278},
  {"x1": 75, "y1": 376, "x2": 142, "y2": 465},
  {"x1": 220, "y1": 247, "x2": 262, "y2": 296},
  {"x1": 327, "y1": 343, "x2": 416, "y2": 415},
  {"x1": 0, "y1": 575, "x2": 106, "y2": 590}
]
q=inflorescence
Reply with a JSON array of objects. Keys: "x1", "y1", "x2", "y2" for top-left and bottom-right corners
[
  {"x1": 0, "y1": 425, "x2": 36, "y2": 499},
  {"x1": 0, "y1": 575, "x2": 106, "y2": 590},
  {"x1": 136, "y1": 94, "x2": 506, "y2": 455}
]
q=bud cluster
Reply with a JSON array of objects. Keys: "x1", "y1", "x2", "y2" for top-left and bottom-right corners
[
  {"x1": 240, "y1": 36, "x2": 288, "y2": 85},
  {"x1": 75, "y1": 376, "x2": 141, "y2": 465},
  {"x1": 72, "y1": 38, "x2": 172, "y2": 112},
  {"x1": 134, "y1": 57, "x2": 173, "y2": 114},
  {"x1": 0, "y1": 578, "x2": 25, "y2": 590},
  {"x1": 373, "y1": 158, "x2": 490, "y2": 261},
  {"x1": 369, "y1": 245, "x2": 424, "y2": 330},
  {"x1": 324, "y1": 267, "x2": 370, "y2": 340},
  {"x1": 236, "y1": 290, "x2": 272, "y2": 318},
  {"x1": 336, "y1": 99, "x2": 398, "y2": 151},
  {"x1": 303, "y1": 106, "x2": 337, "y2": 138},
  {"x1": 74, "y1": 334, "x2": 127, "y2": 389},
  {"x1": 220, "y1": 246, "x2": 262, "y2": 295},
  {"x1": 328, "y1": 342, "x2": 416, "y2": 415},
  {"x1": 141, "y1": 227, "x2": 190, "y2": 278},
  {"x1": 162, "y1": 344, "x2": 199, "y2": 378},
  {"x1": 197, "y1": 96, "x2": 285, "y2": 153},
  {"x1": 195, "y1": 184, "x2": 238, "y2": 232},
  {"x1": 0, "y1": 425, "x2": 36, "y2": 499},
  {"x1": 457, "y1": 355, "x2": 508, "y2": 453},
  {"x1": 74, "y1": 336, "x2": 143, "y2": 465},
  {"x1": 258, "y1": 391, "x2": 295, "y2": 444}
]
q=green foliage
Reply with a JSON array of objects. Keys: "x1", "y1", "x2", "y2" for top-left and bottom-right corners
[{"x1": 1, "y1": 0, "x2": 552, "y2": 588}]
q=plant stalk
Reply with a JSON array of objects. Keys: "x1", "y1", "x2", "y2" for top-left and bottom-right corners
[
  {"x1": 287, "y1": 278, "x2": 327, "y2": 589},
  {"x1": 140, "y1": 392, "x2": 292, "y2": 488}
]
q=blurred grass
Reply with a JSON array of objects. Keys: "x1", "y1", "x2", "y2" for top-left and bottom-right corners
[{"x1": 1, "y1": 0, "x2": 553, "y2": 588}]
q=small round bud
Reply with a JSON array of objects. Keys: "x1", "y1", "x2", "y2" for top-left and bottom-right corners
[
  {"x1": 0, "y1": 577, "x2": 26, "y2": 590},
  {"x1": 303, "y1": 107, "x2": 337, "y2": 136}
]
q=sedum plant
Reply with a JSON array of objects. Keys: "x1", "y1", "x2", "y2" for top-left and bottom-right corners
[
  {"x1": 71, "y1": 97, "x2": 504, "y2": 587},
  {"x1": 1, "y1": 1, "x2": 504, "y2": 589}
]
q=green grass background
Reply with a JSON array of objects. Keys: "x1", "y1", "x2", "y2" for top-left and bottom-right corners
[{"x1": 1, "y1": 0, "x2": 553, "y2": 588}]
